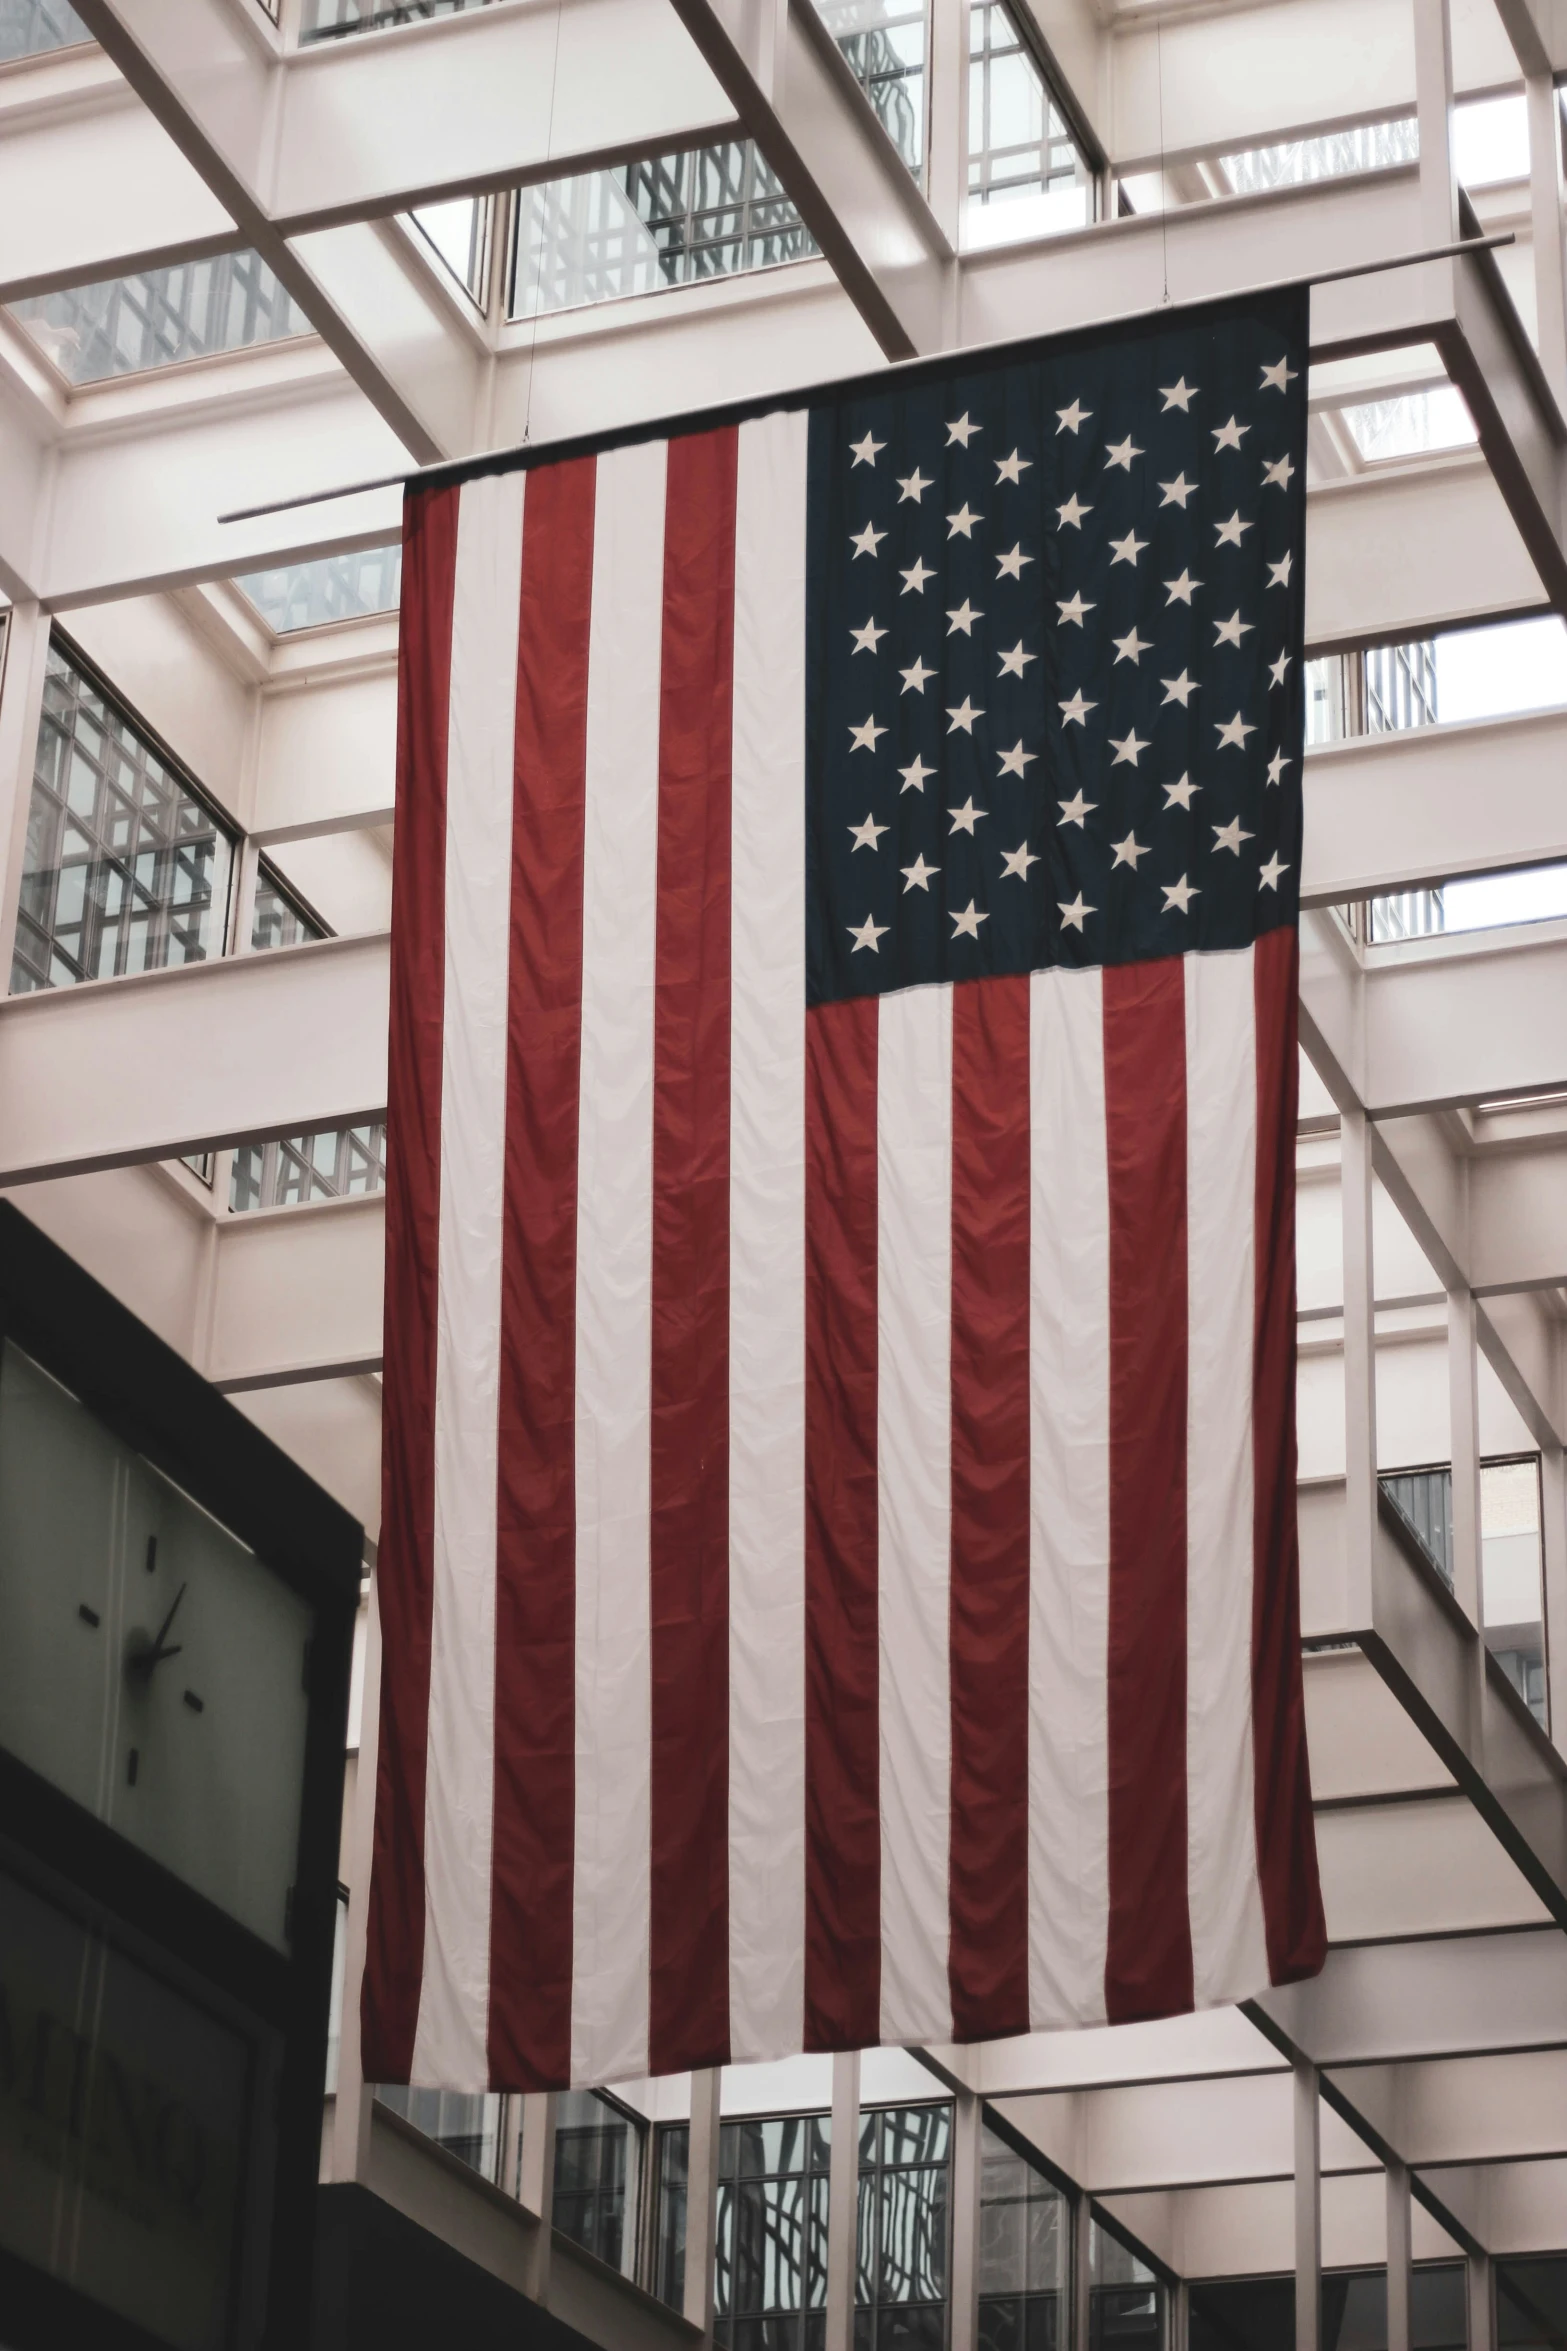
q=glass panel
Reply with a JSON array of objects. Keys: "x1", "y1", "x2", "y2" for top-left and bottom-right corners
[
  {"x1": 979, "y1": 2125, "x2": 1065, "y2": 2299},
  {"x1": 0, "y1": 0, "x2": 90, "y2": 57},
  {"x1": 411, "y1": 194, "x2": 491, "y2": 299},
  {"x1": 9, "y1": 251, "x2": 308, "y2": 385},
  {"x1": 374, "y1": 2085, "x2": 502, "y2": 2180},
  {"x1": 510, "y1": 142, "x2": 817, "y2": 320},
  {"x1": 1482, "y1": 1456, "x2": 1547, "y2": 1728},
  {"x1": 1379, "y1": 1467, "x2": 1455, "y2": 1584},
  {"x1": 967, "y1": 0, "x2": 1091, "y2": 233},
  {"x1": 11, "y1": 642, "x2": 235, "y2": 997},
  {"x1": 235, "y1": 544, "x2": 403, "y2": 634},
  {"x1": 553, "y1": 2088, "x2": 639, "y2": 2271},
  {"x1": 1340, "y1": 386, "x2": 1477, "y2": 463},
  {"x1": 1219, "y1": 115, "x2": 1419, "y2": 193},
  {"x1": 301, "y1": 0, "x2": 485, "y2": 35},
  {"x1": 229, "y1": 1124, "x2": 387, "y2": 1212},
  {"x1": 251, "y1": 865, "x2": 326, "y2": 952},
  {"x1": 813, "y1": 0, "x2": 927, "y2": 179},
  {"x1": 857, "y1": 2103, "x2": 952, "y2": 2338},
  {"x1": 657, "y1": 2122, "x2": 690, "y2": 2309}
]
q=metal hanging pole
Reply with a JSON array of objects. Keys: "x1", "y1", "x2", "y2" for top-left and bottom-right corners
[{"x1": 214, "y1": 231, "x2": 1515, "y2": 528}]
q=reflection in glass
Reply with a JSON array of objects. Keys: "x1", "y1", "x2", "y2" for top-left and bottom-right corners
[
  {"x1": 13, "y1": 642, "x2": 235, "y2": 996},
  {"x1": 979, "y1": 2124, "x2": 1066, "y2": 2349},
  {"x1": 857, "y1": 2104, "x2": 951, "y2": 2346},
  {"x1": 301, "y1": 0, "x2": 483, "y2": 35},
  {"x1": 1378, "y1": 1457, "x2": 1548, "y2": 1728},
  {"x1": 814, "y1": 0, "x2": 927, "y2": 178},
  {"x1": 967, "y1": 0, "x2": 1092, "y2": 238},
  {"x1": 236, "y1": 544, "x2": 403, "y2": 635},
  {"x1": 251, "y1": 864, "x2": 326, "y2": 953},
  {"x1": 0, "y1": 0, "x2": 90, "y2": 57},
  {"x1": 554, "y1": 2088, "x2": 641, "y2": 2273},
  {"x1": 230, "y1": 1125, "x2": 387, "y2": 1214},
  {"x1": 374, "y1": 2085, "x2": 502, "y2": 2181},
  {"x1": 714, "y1": 2111, "x2": 831, "y2": 2345},
  {"x1": 1220, "y1": 115, "x2": 1419, "y2": 194},
  {"x1": 10, "y1": 251, "x2": 307, "y2": 385}
]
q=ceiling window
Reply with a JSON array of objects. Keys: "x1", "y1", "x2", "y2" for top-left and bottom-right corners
[
  {"x1": 0, "y1": 0, "x2": 89, "y2": 56},
  {"x1": 10, "y1": 251, "x2": 308, "y2": 386},
  {"x1": 235, "y1": 546, "x2": 403, "y2": 635}
]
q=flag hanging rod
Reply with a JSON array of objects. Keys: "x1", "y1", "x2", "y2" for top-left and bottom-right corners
[{"x1": 216, "y1": 230, "x2": 1513, "y2": 528}]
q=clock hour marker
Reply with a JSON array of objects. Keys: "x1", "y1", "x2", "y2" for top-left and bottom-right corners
[
  {"x1": 127, "y1": 1747, "x2": 139, "y2": 1787},
  {"x1": 183, "y1": 1689, "x2": 204, "y2": 1714},
  {"x1": 78, "y1": 1603, "x2": 100, "y2": 1627},
  {"x1": 145, "y1": 1534, "x2": 158, "y2": 1574}
]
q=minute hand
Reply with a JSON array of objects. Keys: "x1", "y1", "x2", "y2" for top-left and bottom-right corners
[{"x1": 138, "y1": 1580, "x2": 187, "y2": 1671}]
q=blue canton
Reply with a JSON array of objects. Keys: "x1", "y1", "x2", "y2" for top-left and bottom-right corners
[{"x1": 805, "y1": 292, "x2": 1309, "y2": 1006}]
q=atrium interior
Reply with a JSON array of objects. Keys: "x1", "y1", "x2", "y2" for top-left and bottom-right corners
[{"x1": 4, "y1": 0, "x2": 1567, "y2": 2344}]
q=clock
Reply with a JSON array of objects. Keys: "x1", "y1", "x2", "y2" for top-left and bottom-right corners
[{"x1": 0, "y1": 1338, "x2": 313, "y2": 1952}]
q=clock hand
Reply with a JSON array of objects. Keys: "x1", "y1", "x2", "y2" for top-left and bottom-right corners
[
  {"x1": 130, "y1": 1581, "x2": 187, "y2": 1676},
  {"x1": 148, "y1": 1579, "x2": 187, "y2": 1655}
]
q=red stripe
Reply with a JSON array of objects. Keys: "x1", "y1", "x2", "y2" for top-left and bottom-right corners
[
  {"x1": 486, "y1": 457, "x2": 595, "y2": 2090},
  {"x1": 803, "y1": 994, "x2": 881, "y2": 2050},
  {"x1": 947, "y1": 975, "x2": 1031, "y2": 2041},
  {"x1": 1103, "y1": 955, "x2": 1194, "y2": 2023},
  {"x1": 362, "y1": 482, "x2": 461, "y2": 2084},
  {"x1": 1251, "y1": 926, "x2": 1326, "y2": 1984},
  {"x1": 647, "y1": 427, "x2": 737, "y2": 2075}
]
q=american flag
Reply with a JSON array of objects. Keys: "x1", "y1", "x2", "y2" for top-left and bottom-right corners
[{"x1": 363, "y1": 293, "x2": 1326, "y2": 2097}]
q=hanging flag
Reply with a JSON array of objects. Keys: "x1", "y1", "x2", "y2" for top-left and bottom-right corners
[{"x1": 363, "y1": 290, "x2": 1326, "y2": 2095}]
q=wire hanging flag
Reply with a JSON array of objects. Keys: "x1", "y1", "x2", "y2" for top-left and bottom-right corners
[{"x1": 214, "y1": 232, "x2": 1513, "y2": 527}]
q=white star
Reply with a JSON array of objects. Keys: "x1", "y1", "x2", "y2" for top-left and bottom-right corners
[
  {"x1": 1058, "y1": 893, "x2": 1094, "y2": 930},
  {"x1": 1212, "y1": 416, "x2": 1249, "y2": 451},
  {"x1": 1162, "y1": 874, "x2": 1199, "y2": 914},
  {"x1": 902, "y1": 853, "x2": 940, "y2": 892},
  {"x1": 850, "y1": 431, "x2": 885, "y2": 466},
  {"x1": 1213, "y1": 817, "x2": 1254, "y2": 854},
  {"x1": 898, "y1": 468, "x2": 933, "y2": 503},
  {"x1": 1267, "y1": 552, "x2": 1294, "y2": 588},
  {"x1": 850, "y1": 521, "x2": 887, "y2": 558},
  {"x1": 1160, "y1": 377, "x2": 1197, "y2": 411},
  {"x1": 1111, "y1": 831, "x2": 1148, "y2": 869},
  {"x1": 900, "y1": 755, "x2": 934, "y2": 793},
  {"x1": 1056, "y1": 493, "x2": 1092, "y2": 529},
  {"x1": 1161, "y1": 670, "x2": 1198, "y2": 706},
  {"x1": 1269, "y1": 650, "x2": 1292, "y2": 687},
  {"x1": 1109, "y1": 531, "x2": 1147, "y2": 567},
  {"x1": 1215, "y1": 610, "x2": 1253, "y2": 648},
  {"x1": 849, "y1": 812, "x2": 889, "y2": 851},
  {"x1": 1057, "y1": 791, "x2": 1096, "y2": 828},
  {"x1": 1112, "y1": 628, "x2": 1150, "y2": 665},
  {"x1": 1056, "y1": 400, "x2": 1090, "y2": 435},
  {"x1": 996, "y1": 449, "x2": 1031, "y2": 483},
  {"x1": 1263, "y1": 455, "x2": 1295, "y2": 489},
  {"x1": 998, "y1": 641, "x2": 1035, "y2": 677},
  {"x1": 948, "y1": 504, "x2": 982, "y2": 538},
  {"x1": 1105, "y1": 435, "x2": 1144, "y2": 471},
  {"x1": 1163, "y1": 772, "x2": 1198, "y2": 810},
  {"x1": 1057, "y1": 591, "x2": 1094, "y2": 626},
  {"x1": 949, "y1": 798, "x2": 986, "y2": 833},
  {"x1": 947, "y1": 697, "x2": 984, "y2": 733},
  {"x1": 1216, "y1": 712, "x2": 1256, "y2": 749},
  {"x1": 1215, "y1": 511, "x2": 1252, "y2": 547},
  {"x1": 947, "y1": 412, "x2": 981, "y2": 445},
  {"x1": 950, "y1": 899, "x2": 989, "y2": 939},
  {"x1": 849, "y1": 715, "x2": 887, "y2": 752},
  {"x1": 1160, "y1": 474, "x2": 1196, "y2": 509},
  {"x1": 901, "y1": 557, "x2": 935, "y2": 595},
  {"x1": 947, "y1": 601, "x2": 983, "y2": 636},
  {"x1": 1165, "y1": 569, "x2": 1202, "y2": 605},
  {"x1": 1109, "y1": 730, "x2": 1149, "y2": 766},
  {"x1": 1059, "y1": 690, "x2": 1095, "y2": 727},
  {"x1": 996, "y1": 543, "x2": 1032, "y2": 579},
  {"x1": 848, "y1": 913, "x2": 888, "y2": 952},
  {"x1": 1001, "y1": 842, "x2": 1039, "y2": 879},
  {"x1": 1267, "y1": 748, "x2": 1292, "y2": 786},
  {"x1": 850, "y1": 617, "x2": 887, "y2": 654},
  {"x1": 900, "y1": 656, "x2": 934, "y2": 694},
  {"x1": 997, "y1": 740, "x2": 1035, "y2": 777},
  {"x1": 1261, "y1": 357, "x2": 1298, "y2": 392},
  {"x1": 1259, "y1": 852, "x2": 1289, "y2": 889}
]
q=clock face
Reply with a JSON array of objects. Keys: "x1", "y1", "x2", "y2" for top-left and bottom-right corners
[{"x1": 0, "y1": 1340, "x2": 314, "y2": 1952}]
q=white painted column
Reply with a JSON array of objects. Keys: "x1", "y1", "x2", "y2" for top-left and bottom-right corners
[
  {"x1": 683, "y1": 2066, "x2": 723, "y2": 2340},
  {"x1": 825, "y1": 2052, "x2": 862, "y2": 2351},
  {"x1": 329, "y1": 1574, "x2": 382, "y2": 2188},
  {"x1": 1412, "y1": 0, "x2": 1458, "y2": 250},
  {"x1": 1168, "y1": 2277, "x2": 1191, "y2": 2351},
  {"x1": 1467, "y1": 2248, "x2": 1496, "y2": 2351},
  {"x1": 1071, "y1": 2189, "x2": 1093, "y2": 2351},
  {"x1": 1386, "y1": 2157, "x2": 1412, "y2": 2351},
  {"x1": 0, "y1": 602, "x2": 52, "y2": 988},
  {"x1": 499, "y1": 2093, "x2": 523, "y2": 2202},
  {"x1": 1294, "y1": 2057, "x2": 1321, "y2": 2351},
  {"x1": 1527, "y1": 70, "x2": 1567, "y2": 416},
  {"x1": 948, "y1": 2087, "x2": 984, "y2": 2351},
  {"x1": 1542, "y1": 1441, "x2": 1567, "y2": 1751},
  {"x1": 1448, "y1": 1283, "x2": 1484, "y2": 1631},
  {"x1": 923, "y1": 0, "x2": 966, "y2": 341},
  {"x1": 1341, "y1": 1108, "x2": 1378, "y2": 1629},
  {"x1": 518, "y1": 2092, "x2": 558, "y2": 2301}
]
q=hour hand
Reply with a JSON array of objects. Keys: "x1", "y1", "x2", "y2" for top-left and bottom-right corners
[{"x1": 129, "y1": 1581, "x2": 187, "y2": 1675}]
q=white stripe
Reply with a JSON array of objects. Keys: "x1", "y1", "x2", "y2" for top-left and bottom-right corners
[
  {"x1": 728, "y1": 410, "x2": 810, "y2": 2065},
  {"x1": 570, "y1": 441, "x2": 667, "y2": 2088},
  {"x1": 1185, "y1": 945, "x2": 1269, "y2": 2006},
  {"x1": 1027, "y1": 964, "x2": 1111, "y2": 2030},
  {"x1": 413, "y1": 471, "x2": 526, "y2": 2088},
  {"x1": 877, "y1": 983, "x2": 953, "y2": 2046}
]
